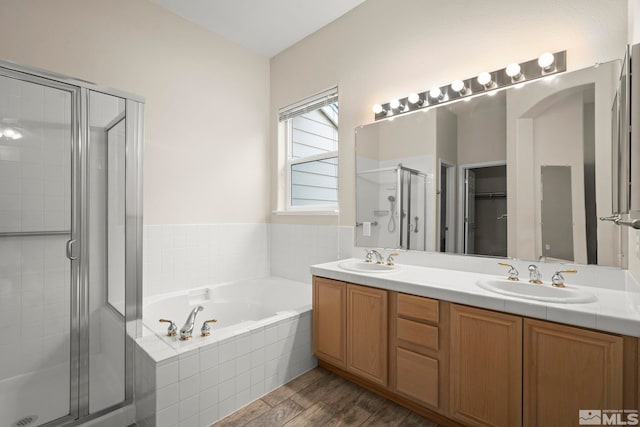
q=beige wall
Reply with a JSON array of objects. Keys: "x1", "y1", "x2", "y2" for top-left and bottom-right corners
[
  {"x1": 0, "y1": 0, "x2": 270, "y2": 224},
  {"x1": 270, "y1": 0, "x2": 627, "y2": 227}
]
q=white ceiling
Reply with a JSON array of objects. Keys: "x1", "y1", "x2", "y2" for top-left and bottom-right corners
[{"x1": 151, "y1": 0, "x2": 367, "y2": 58}]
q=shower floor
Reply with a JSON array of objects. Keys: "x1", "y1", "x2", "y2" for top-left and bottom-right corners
[
  {"x1": 0, "y1": 354, "x2": 124, "y2": 426},
  {"x1": 0, "y1": 362, "x2": 70, "y2": 426}
]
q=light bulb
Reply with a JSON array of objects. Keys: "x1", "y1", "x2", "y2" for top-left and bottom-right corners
[
  {"x1": 389, "y1": 99, "x2": 401, "y2": 109},
  {"x1": 3, "y1": 128, "x2": 21, "y2": 140},
  {"x1": 538, "y1": 52, "x2": 555, "y2": 70},
  {"x1": 429, "y1": 87, "x2": 442, "y2": 100},
  {"x1": 408, "y1": 93, "x2": 420, "y2": 104},
  {"x1": 506, "y1": 63, "x2": 522, "y2": 79},
  {"x1": 372, "y1": 104, "x2": 384, "y2": 114},
  {"x1": 451, "y1": 80, "x2": 464, "y2": 92},
  {"x1": 477, "y1": 72, "x2": 492, "y2": 87}
]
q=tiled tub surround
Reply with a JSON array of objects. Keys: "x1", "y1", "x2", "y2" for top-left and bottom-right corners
[
  {"x1": 311, "y1": 259, "x2": 640, "y2": 337},
  {"x1": 143, "y1": 224, "x2": 270, "y2": 298},
  {"x1": 136, "y1": 310, "x2": 315, "y2": 427}
]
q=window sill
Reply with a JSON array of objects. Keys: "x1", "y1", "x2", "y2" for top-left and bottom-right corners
[{"x1": 272, "y1": 209, "x2": 339, "y2": 216}]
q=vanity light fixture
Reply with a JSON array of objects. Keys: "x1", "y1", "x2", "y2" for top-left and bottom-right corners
[
  {"x1": 408, "y1": 93, "x2": 426, "y2": 106},
  {"x1": 451, "y1": 79, "x2": 469, "y2": 96},
  {"x1": 429, "y1": 87, "x2": 445, "y2": 101},
  {"x1": 477, "y1": 72, "x2": 495, "y2": 89},
  {"x1": 538, "y1": 52, "x2": 556, "y2": 72},
  {"x1": 371, "y1": 50, "x2": 566, "y2": 121},
  {"x1": 505, "y1": 63, "x2": 524, "y2": 81},
  {"x1": 372, "y1": 104, "x2": 387, "y2": 115}
]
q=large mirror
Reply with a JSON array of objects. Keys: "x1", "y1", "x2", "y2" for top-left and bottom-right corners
[{"x1": 355, "y1": 61, "x2": 622, "y2": 266}]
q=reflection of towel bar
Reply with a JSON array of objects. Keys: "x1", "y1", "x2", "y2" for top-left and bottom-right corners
[
  {"x1": 599, "y1": 215, "x2": 640, "y2": 229},
  {"x1": 497, "y1": 214, "x2": 508, "y2": 220},
  {"x1": 356, "y1": 221, "x2": 379, "y2": 227}
]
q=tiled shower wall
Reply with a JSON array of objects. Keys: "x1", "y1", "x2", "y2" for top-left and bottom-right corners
[{"x1": 0, "y1": 76, "x2": 72, "y2": 382}]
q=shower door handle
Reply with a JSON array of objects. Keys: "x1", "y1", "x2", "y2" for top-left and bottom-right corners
[{"x1": 66, "y1": 239, "x2": 78, "y2": 260}]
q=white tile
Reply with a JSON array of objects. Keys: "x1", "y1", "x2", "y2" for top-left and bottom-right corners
[
  {"x1": 218, "y1": 396, "x2": 236, "y2": 420},
  {"x1": 264, "y1": 324, "x2": 278, "y2": 345},
  {"x1": 179, "y1": 374, "x2": 199, "y2": 400},
  {"x1": 156, "y1": 382, "x2": 179, "y2": 410},
  {"x1": 251, "y1": 364, "x2": 265, "y2": 385},
  {"x1": 235, "y1": 371, "x2": 250, "y2": 393},
  {"x1": 156, "y1": 403, "x2": 179, "y2": 427},
  {"x1": 264, "y1": 358, "x2": 278, "y2": 379},
  {"x1": 220, "y1": 359, "x2": 235, "y2": 382},
  {"x1": 179, "y1": 395, "x2": 199, "y2": 421},
  {"x1": 265, "y1": 342, "x2": 279, "y2": 361},
  {"x1": 199, "y1": 405, "x2": 219, "y2": 427},
  {"x1": 219, "y1": 378, "x2": 235, "y2": 402},
  {"x1": 235, "y1": 353, "x2": 251, "y2": 374},
  {"x1": 546, "y1": 305, "x2": 597, "y2": 329},
  {"x1": 199, "y1": 344, "x2": 219, "y2": 371},
  {"x1": 251, "y1": 381, "x2": 265, "y2": 401},
  {"x1": 179, "y1": 414, "x2": 199, "y2": 427},
  {"x1": 277, "y1": 319, "x2": 293, "y2": 340},
  {"x1": 219, "y1": 338, "x2": 235, "y2": 363},
  {"x1": 199, "y1": 385, "x2": 218, "y2": 411},
  {"x1": 199, "y1": 366, "x2": 219, "y2": 391},
  {"x1": 179, "y1": 353, "x2": 199, "y2": 380},
  {"x1": 235, "y1": 334, "x2": 251, "y2": 356},
  {"x1": 157, "y1": 361, "x2": 179, "y2": 388},
  {"x1": 235, "y1": 387, "x2": 252, "y2": 409},
  {"x1": 251, "y1": 348, "x2": 265, "y2": 368}
]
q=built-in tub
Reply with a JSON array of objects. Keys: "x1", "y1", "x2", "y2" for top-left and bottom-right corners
[
  {"x1": 144, "y1": 277, "x2": 312, "y2": 348},
  {"x1": 136, "y1": 277, "x2": 316, "y2": 426}
]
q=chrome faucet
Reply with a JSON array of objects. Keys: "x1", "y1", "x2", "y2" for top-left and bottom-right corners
[
  {"x1": 528, "y1": 264, "x2": 542, "y2": 284},
  {"x1": 180, "y1": 306, "x2": 204, "y2": 341},
  {"x1": 551, "y1": 269, "x2": 577, "y2": 288},
  {"x1": 386, "y1": 252, "x2": 399, "y2": 266},
  {"x1": 364, "y1": 249, "x2": 384, "y2": 264},
  {"x1": 498, "y1": 262, "x2": 519, "y2": 281}
]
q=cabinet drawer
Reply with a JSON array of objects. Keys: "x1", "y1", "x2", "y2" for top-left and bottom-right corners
[
  {"x1": 396, "y1": 347, "x2": 439, "y2": 408},
  {"x1": 397, "y1": 293, "x2": 439, "y2": 324},
  {"x1": 397, "y1": 318, "x2": 439, "y2": 353}
]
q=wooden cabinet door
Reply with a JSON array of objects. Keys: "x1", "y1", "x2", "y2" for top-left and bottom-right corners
[
  {"x1": 450, "y1": 304, "x2": 522, "y2": 427},
  {"x1": 313, "y1": 277, "x2": 346, "y2": 368},
  {"x1": 524, "y1": 319, "x2": 623, "y2": 427},
  {"x1": 396, "y1": 347, "x2": 439, "y2": 408},
  {"x1": 347, "y1": 284, "x2": 388, "y2": 386}
]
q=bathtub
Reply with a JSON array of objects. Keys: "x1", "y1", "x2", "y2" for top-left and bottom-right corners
[
  {"x1": 143, "y1": 277, "x2": 312, "y2": 349},
  {"x1": 136, "y1": 277, "x2": 316, "y2": 426}
]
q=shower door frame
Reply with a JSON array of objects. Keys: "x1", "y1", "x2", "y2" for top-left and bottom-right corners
[{"x1": 0, "y1": 59, "x2": 144, "y2": 427}]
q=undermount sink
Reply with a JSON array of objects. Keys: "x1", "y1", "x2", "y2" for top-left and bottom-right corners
[
  {"x1": 477, "y1": 278, "x2": 597, "y2": 304},
  {"x1": 338, "y1": 260, "x2": 398, "y2": 273}
]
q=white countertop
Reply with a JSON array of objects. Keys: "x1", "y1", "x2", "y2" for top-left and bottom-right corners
[{"x1": 310, "y1": 259, "x2": 640, "y2": 337}]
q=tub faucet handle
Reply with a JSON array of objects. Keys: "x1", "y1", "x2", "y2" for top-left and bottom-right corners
[
  {"x1": 551, "y1": 269, "x2": 577, "y2": 288},
  {"x1": 201, "y1": 319, "x2": 218, "y2": 337},
  {"x1": 159, "y1": 319, "x2": 177, "y2": 337}
]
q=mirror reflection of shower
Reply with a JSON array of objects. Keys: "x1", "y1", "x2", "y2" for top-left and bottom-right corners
[
  {"x1": 356, "y1": 163, "x2": 428, "y2": 251},
  {"x1": 387, "y1": 195, "x2": 397, "y2": 232}
]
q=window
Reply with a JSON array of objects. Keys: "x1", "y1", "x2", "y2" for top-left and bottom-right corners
[{"x1": 279, "y1": 87, "x2": 338, "y2": 210}]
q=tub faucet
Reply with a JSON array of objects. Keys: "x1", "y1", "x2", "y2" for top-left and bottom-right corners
[
  {"x1": 180, "y1": 306, "x2": 204, "y2": 341},
  {"x1": 528, "y1": 264, "x2": 543, "y2": 284}
]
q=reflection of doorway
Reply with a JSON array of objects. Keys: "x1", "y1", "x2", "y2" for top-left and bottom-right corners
[
  {"x1": 438, "y1": 161, "x2": 455, "y2": 252},
  {"x1": 460, "y1": 163, "x2": 507, "y2": 256}
]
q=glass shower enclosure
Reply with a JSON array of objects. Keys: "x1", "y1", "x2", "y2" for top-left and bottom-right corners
[{"x1": 0, "y1": 60, "x2": 143, "y2": 426}]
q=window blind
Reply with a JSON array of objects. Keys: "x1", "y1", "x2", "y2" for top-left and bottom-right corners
[{"x1": 278, "y1": 87, "x2": 338, "y2": 122}]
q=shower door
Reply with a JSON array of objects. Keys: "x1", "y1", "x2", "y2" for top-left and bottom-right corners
[
  {"x1": 0, "y1": 71, "x2": 78, "y2": 427},
  {"x1": 0, "y1": 62, "x2": 143, "y2": 427}
]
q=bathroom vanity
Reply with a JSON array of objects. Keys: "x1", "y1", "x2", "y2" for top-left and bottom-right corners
[{"x1": 311, "y1": 261, "x2": 640, "y2": 427}]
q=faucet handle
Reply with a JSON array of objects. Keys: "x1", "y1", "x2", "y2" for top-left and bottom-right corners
[
  {"x1": 364, "y1": 248, "x2": 373, "y2": 263},
  {"x1": 551, "y1": 269, "x2": 577, "y2": 288},
  {"x1": 159, "y1": 319, "x2": 177, "y2": 337},
  {"x1": 528, "y1": 264, "x2": 542, "y2": 284},
  {"x1": 201, "y1": 319, "x2": 218, "y2": 337},
  {"x1": 498, "y1": 262, "x2": 519, "y2": 281},
  {"x1": 386, "y1": 253, "x2": 399, "y2": 266}
]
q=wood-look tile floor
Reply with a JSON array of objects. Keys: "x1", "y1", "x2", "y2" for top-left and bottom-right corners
[{"x1": 212, "y1": 367, "x2": 442, "y2": 427}]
